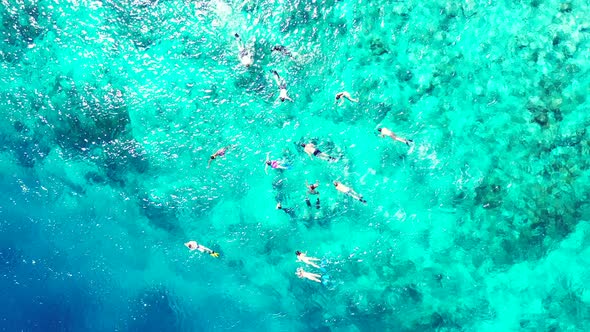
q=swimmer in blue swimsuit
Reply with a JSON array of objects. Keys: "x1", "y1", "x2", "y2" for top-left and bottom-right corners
[{"x1": 301, "y1": 143, "x2": 336, "y2": 161}]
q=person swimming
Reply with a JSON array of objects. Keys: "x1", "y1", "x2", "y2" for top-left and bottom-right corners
[
  {"x1": 301, "y1": 143, "x2": 337, "y2": 161},
  {"x1": 333, "y1": 181, "x2": 366, "y2": 203},
  {"x1": 296, "y1": 267, "x2": 322, "y2": 283},
  {"x1": 335, "y1": 91, "x2": 359, "y2": 105},
  {"x1": 265, "y1": 152, "x2": 288, "y2": 174},
  {"x1": 234, "y1": 33, "x2": 254, "y2": 67},
  {"x1": 184, "y1": 240, "x2": 220, "y2": 257},
  {"x1": 272, "y1": 70, "x2": 293, "y2": 102},
  {"x1": 272, "y1": 45, "x2": 292, "y2": 57},
  {"x1": 272, "y1": 45, "x2": 306, "y2": 63},
  {"x1": 208, "y1": 146, "x2": 230, "y2": 168},
  {"x1": 377, "y1": 127, "x2": 413, "y2": 146},
  {"x1": 306, "y1": 180, "x2": 320, "y2": 195},
  {"x1": 296, "y1": 251, "x2": 321, "y2": 268}
]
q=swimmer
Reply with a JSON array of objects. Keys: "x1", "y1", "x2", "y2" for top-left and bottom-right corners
[
  {"x1": 306, "y1": 180, "x2": 320, "y2": 195},
  {"x1": 272, "y1": 45, "x2": 293, "y2": 57},
  {"x1": 335, "y1": 91, "x2": 359, "y2": 105},
  {"x1": 272, "y1": 45, "x2": 306, "y2": 63},
  {"x1": 207, "y1": 146, "x2": 231, "y2": 168},
  {"x1": 333, "y1": 181, "x2": 367, "y2": 203},
  {"x1": 265, "y1": 152, "x2": 288, "y2": 174},
  {"x1": 234, "y1": 33, "x2": 254, "y2": 67},
  {"x1": 301, "y1": 143, "x2": 337, "y2": 161},
  {"x1": 272, "y1": 70, "x2": 293, "y2": 102},
  {"x1": 296, "y1": 267, "x2": 322, "y2": 283},
  {"x1": 377, "y1": 127, "x2": 413, "y2": 146},
  {"x1": 184, "y1": 240, "x2": 220, "y2": 257},
  {"x1": 296, "y1": 251, "x2": 321, "y2": 268}
]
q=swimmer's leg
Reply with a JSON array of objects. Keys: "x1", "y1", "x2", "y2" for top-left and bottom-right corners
[
  {"x1": 349, "y1": 192, "x2": 366, "y2": 203},
  {"x1": 306, "y1": 197, "x2": 312, "y2": 207},
  {"x1": 320, "y1": 153, "x2": 337, "y2": 162},
  {"x1": 234, "y1": 33, "x2": 244, "y2": 51},
  {"x1": 272, "y1": 70, "x2": 282, "y2": 86},
  {"x1": 283, "y1": 207, "x2": 296, "y2": 218},
  {"x1": 316, "y1": 198, "x2": 320, "y2": 209}
]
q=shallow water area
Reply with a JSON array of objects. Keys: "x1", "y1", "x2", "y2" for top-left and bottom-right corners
[{"x1": 1, "y1": 0, "x2": 590, "y2": 330}]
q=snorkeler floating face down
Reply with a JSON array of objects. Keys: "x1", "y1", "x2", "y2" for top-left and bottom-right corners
[{"x1": 234, "y1": 33, "x2": 254, "y2": 67}]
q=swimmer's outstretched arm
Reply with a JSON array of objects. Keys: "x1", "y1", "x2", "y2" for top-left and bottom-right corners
[
  {"x1": 264, "y1": 152, "x2": 270, "y2": 174},
  {"x1": 207, "y1": 158, "x2": 213, "y2": 168}
]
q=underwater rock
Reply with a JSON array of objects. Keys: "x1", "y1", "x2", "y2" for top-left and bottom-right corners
[
  {"x1": 139, "y1": 194, "x2": 180, "y2": 233},
  {"x1": 84, "y1": 171, "x2": 106, "y2": 184},
  {"x1": 474, "y1": 182, "x2": 503, "y2": 209},
  {"x1": 533, "y1": 112, "x2": 549, "y2": 127},
  {"x1": 560, "y1": 2, "x2": 572, "y2": 13},
  {"x1": 13, "y1": 121, "x2": 28, "y2": 133},
  {"x1": 396, "y1": 69, "x2": 413, "y2": 82},
  {"x1": 370, "y1": 38, "x2": 389, "y2": 56}
]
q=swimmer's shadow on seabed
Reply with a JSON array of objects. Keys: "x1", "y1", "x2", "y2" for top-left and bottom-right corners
[{"x1": 277, "y1": 199, "x2": 348, "y2": 228}]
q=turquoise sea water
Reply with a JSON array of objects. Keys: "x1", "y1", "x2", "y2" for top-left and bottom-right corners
[{"x1": 1, "y1": 0, "x2": 590, "y2": 330}]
